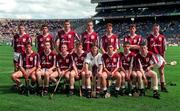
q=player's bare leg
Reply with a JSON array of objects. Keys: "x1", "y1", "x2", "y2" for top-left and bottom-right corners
[
  {"x1": 11, "y1": 71, "x2": 24, "y2": 89},
  {"x1": 36, "y1": 70, "x2": 44, "y2": 94},
  {"x1": 159, "y1": 64, "x2": 167, "y2": 92},
  {"x1": 120, "y1": 71, "x2": 126, "y2": 95},
  {"x1": 113, "y1": 72, "x2": 122, "y2": 97},
  {"x1": 101, "y1": 72, "x2": 108, "y2": 97},
  {"x1": 64, "y1": 71, "x2": 71, "y2": 95},
  {"x1": 69, "y1": 70, "x2": 77, "y2": 95},
  {"x1": 50, "y1": 71, "x2": 59, "y2": 83},
  {"x1": 81, "y1": 71, "x2": 86, "y2": 95},
  {"x1": 146, "y1": 70, "x2": 160, "y2": 99},
  {"x1": 85, "y1": 71, "x2": 92, "y2": 98},
  {"x1": 136, "y1": 71, "x2": 145, "y2": 96}
]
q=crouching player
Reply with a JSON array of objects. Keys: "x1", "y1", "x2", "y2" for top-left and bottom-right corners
[
  {"x1": 50, "y1": 44, "x2": 74, "y2": 95},
  {"x1": 101, "y1": 44, "x2": 122, "y2": 97},
  {"x1": 36, "y1": 41, "x2": 56, "y2": 95},
  {"x1": 84, "y1": 43, "x2": 103, "y2": 98},
  {"x1": 135, "y1": 42, "x2": 160, "y2": 99},
  {"x1": 119, "y1": 42, "x2": 137, "y2": 96},
  {"x1": 11, "y1": 42, "x2": 37, "y2": 93},
  {"x1": 71, "y1": 42, "x2": 87, "y2": 96}
]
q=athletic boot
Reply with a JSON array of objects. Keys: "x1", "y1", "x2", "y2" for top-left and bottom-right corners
[{"x1": 153, "y1": 90, "x2": 160, "y2": 99}]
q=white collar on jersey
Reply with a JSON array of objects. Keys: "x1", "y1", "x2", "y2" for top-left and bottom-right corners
[
  {"x1": 123, "y1": 50, "x2": 131, "y2": 56},
  {"x1": 42, "y1": 33, "x2": 49, "y2": 37},
  {"x1": 86, "y1": 30, "x2": 94, "y2": 35},
  {"x1": 151, "y1": 32, "x2": 160, "y2": 38},
  {"x1": 44, "y1": 49, "x2": 51, "y2": 56},
  {"x1": 107, "y1": 51, "x2": 115, "y2": 57},
  {"x1": 139, "y1": 51, "x2": 148, "y2": 57},
  {"x1": 105, "y1": 33, "x2": 113, "y2": 38},
  {"x1": 63, "y1": 28, "x2": 71, "y2": 34},
  {"x1": 26, "y1": 50, "x2": 33, "y2": 56},
  {"x1": 60, "y1": 52, "x2": 69, "y2": 58},
  {"x1": 128, "y1": 33, "x2": 137, "y2": 38},
  {"x1": 18, "y1": 32, "x2": 26, "y2": 37}
]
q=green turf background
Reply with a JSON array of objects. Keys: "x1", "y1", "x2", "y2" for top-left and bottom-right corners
[{"x1": 0, "y1": 45, "x2": 180, "y2": 111}]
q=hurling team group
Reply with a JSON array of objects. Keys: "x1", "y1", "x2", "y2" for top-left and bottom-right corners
[{"x1": 11, "y1": 20, "x2": 167, "y2": 99}]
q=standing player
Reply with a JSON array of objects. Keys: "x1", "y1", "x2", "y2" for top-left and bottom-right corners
[
  {"x1": 135, "y1": 42, "x2": 160, "y2": 99},
  {"x1": 81, "y1": 21, "x2": 99, "y2": 52},
  {"x1": 119, "y1": 42, "x2": 137, "y2": 95},
  {"x1": 36, "y1": 24, "x2": 54, "y2": 53},
  {"x1": 101, "y1": 23, "x2": 119, "y2": 54},
  {"x1": 123, "y1": 24, "x2": 143, "y2": 54},
  {"x1": 101, "y1": 44, "x2": 122, "y2": 97},
  {"x1": 36, "y1": 41, "x2": 56, "y2": 95},
  {"x1": 12, "y1": 24, "x2": 32, "y2": 71},
  {"x1": 84, "y1": 43, "x2": 103, "y2": 98},
  {"x1": 71, "y1": 42, "x2": 87, "y2": 95},
  {"x1": 56, "y1": 20, "x2": 80, "y2": 53},
  {"x1": 11, "y1": 42, "x2": 37, "y2": 91},
  {"x1": 50, "y1": 44, "x2": 74, "y2": 95},
  {"x1": 147, "y1": 24, "x2": 167, "y2": 92}
]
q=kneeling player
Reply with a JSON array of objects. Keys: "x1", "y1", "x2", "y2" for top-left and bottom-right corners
[
  {"x1": 11, "y1": 42, "x2": 37, "y2": 92},
  {"x1": 71, "y1": 42, "x2": 87, "y2": 96},
  {"x1": 102, "y1": 44, "x2": 122, "y2": 97},
  {"x1": 119, "y1": 42, "x2": 137, "y2": 95},
  {"x1": 136, "y1": 42, "x2": 160, "y2": 99},
  {"x1": 50, "y1": 44, "x2": 73, "y2": 95},
  {"x1": 36, "y1": 41, "x2": 56, "y2": 95},
  {"x1": 84, "y1": 43, "x2": 103, "y2": 98}
]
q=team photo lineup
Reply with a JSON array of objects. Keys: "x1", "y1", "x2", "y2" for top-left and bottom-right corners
[{"x1": 11, "y1": 19, "x2": 170, "y2": 100}]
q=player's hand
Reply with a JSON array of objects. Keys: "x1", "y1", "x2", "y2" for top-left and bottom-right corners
[
  {"x1": 146, "y1": 67, "x2": 151, "y2": 72},
  {"x1": 24, "y1": 73, "x2": 29, "y2": 80}
]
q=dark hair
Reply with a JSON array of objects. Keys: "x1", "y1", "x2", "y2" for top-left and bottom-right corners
[
  {"x1": 64, "y1": 20, "x2": 70, "y2": 24},
  {"x1": 18, "y1": 23, "x2": 25, "y2": 28},
  {"x1": 106, "y1": 23, "x2": 113, "y2": 28},
  {"x1": 25, "y1": 42, "x2": 32, "y2": 47},
  {"x1": 123, "y1": 41, "x2": 130, "y2": 46},
  {"x1": 41, "y1": 24, "x2": 48, "y2": 29},
  {"x1": 91, "y1": 42, "x2": 98, "y2": 48},
  {"x1": 130, "y1": 24, "x2": 136, "y2": 28},
  {"x1": 140, "y1": 42, "x2": 147, "y2": 46},
  {"x1": 75, "y1": 41, "x2": 83, "y2": 47}
]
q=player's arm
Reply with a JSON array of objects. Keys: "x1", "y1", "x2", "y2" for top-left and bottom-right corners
[
  {"x1": 128, "y1": 57, "x2": 134, "y2": 75},
  {"x1": 138, "y1": 59, "x2": 147, "y2": 82},
  {"x1": 100, "y1": 38, "x2": 106, "y2": 54},
  {"x1": 72, "y1": 60, "x2": 78, "y2": 75}
]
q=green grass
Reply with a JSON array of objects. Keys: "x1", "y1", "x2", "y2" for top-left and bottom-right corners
[{"x1": 0, "y1": 45, "x2": 180, "y2": 111}]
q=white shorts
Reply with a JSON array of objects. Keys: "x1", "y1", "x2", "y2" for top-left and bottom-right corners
[
  {"x1": 14, "y1": 52, "x2": 21, "y2": 62},
  {"x1": 155, "y1": 54, "x2": 165, "y2": 68}
]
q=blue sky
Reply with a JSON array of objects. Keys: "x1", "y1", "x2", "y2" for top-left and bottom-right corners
[{"x1": 0, "y1": 0, "x2": 97, "y2": 19}]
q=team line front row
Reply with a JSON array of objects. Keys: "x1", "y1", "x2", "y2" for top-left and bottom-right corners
[{"x1": 11, "y1": 40, "x2": 167, "y2": 99}]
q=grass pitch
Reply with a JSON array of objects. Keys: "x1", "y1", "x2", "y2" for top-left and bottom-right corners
[{"x1": 0, "y1": 45, "x2": 180, "y2": 111}]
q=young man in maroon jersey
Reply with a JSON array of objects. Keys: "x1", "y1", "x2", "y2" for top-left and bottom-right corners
[
  {"x1": 50, "y1": 44, "x2": 74, "y2": 95},
  {"x1": 36, "y1": 41, "x2": 56, "y2": 95},
  {"x1": 11, "y1": 42, "x2": 37, "y2": 91},
  {"x1": 147, "y1": 24, "x2": 167, "y2": 92},
  {"x1": 101, "y1": 44, "x2": 122, "y2": 97},
  {"x1": 36, "y1": 24, "x2": 54, "y2": 53},
  {"x1": 135, "y1": 42, "x2": 160, "y2": 99},
  {"x1": 71, "y1": 42, "x2": 87, "y2": 96},
  {"x1": 12, "y1": 24, "x2": 32, "y2": 71},
  {"x1": 123, "y1": 24, "x2": 143, "y2": 54},
  {"x1": 81, "y1": 21, "x2": 99, "y2": 52},
  {"x1": 119, "y1": 42, "x2": 137, "y2": 96},
  {"x1": 56, "y1": 20, "x2": 80, "y2": 54},
  {"x1": 101, "y1": 23, "x2": 119, "y2": 54}
]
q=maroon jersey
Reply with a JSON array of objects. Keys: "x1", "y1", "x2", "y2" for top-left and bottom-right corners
[
  {"x1": 101, "y1": 34, "x2": 119, "y2": 52},
  {"x1": 13, "y1": 33, "x2": 32, "y2": 53},
  {"x1": 19, "y1": 51, "x2": 37, "y2": 69},
  {"x1": 123, "y1": 34, "x2": 143, "y2": 53},
  {"x1": 119, "y1": 52, "x2": 136, "y2": 70},
  {"x1": 57, "y1": 29, "x2": 80, "y2": 52},
  {"x1": 36, "y1": 34, "x2": 53, "y2": 53},
  {"x1": 38, "y1": 51, "x2": 56, "y2": 69},
  {"x1": 56, "y1": 53, "x2": 73, "y2": 70},
  {"x1": 135, "y1": 51, "x2": 157, "y2": 71},
  {"x1": 102, "y1": 53, "x2": 119, "y2": 72},
  {"x1": 147, "y1": 34, "x2": 166, "y2": 57},
  {"x1": 71, "y1": 52, "x2": 87, "y2": 70},
  {"x1": 81, "y1": 31, "x2": 98, "y2": 52}
]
